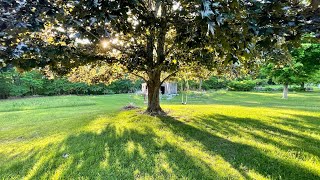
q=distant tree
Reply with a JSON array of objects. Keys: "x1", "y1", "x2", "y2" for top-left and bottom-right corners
[
  {"x1": 309, "y1": 70, "x2": 320, "y2": 85},
  {"x1": 291, "y1": 43, "x2": 320, "y2": 89},
  {"x1": 20, "y1": 70, "x2": 45, "y2": 95},
  {"x1": 263, "y1": 61, "x2": 304, "y2": 99},
  {"x1": 0, "y1": 71, "x2": 12, "y2": 99},
  {"x1": 189, "y1": 66, "x2": 212, "y2": 91},
  {"x1": 68, "y1": 62, "x2": 125, "y2": 85}
]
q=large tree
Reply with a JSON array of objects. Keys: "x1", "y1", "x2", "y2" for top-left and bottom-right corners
[
  {"x1": 263, "y1": 61, "x2": 304, "y2": 99},
  {"x1": 1, "y1": 0, "x2": 319, "y2": 115},
  {"x1": 291, "y1": 43, "x2": 320, "y2": 89}
]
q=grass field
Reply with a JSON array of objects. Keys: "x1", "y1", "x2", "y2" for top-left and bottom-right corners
[{"x1": 0, "y1": 91, "x2": 320, "y2": 179}]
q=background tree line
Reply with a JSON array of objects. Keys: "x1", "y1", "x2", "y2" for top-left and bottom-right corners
[
  {"x1": 1, "y1": 66, "x2": 319, "y2": 100},
  {"x1": 0, "y1": 69, "x2": 142, "y2": 99}
]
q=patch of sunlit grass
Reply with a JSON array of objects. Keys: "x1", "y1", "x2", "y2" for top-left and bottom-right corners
[{"x1": 0, "y1": 91, "x2": 320, "y2": 179}]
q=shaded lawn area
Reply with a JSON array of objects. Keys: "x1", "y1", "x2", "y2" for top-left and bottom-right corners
[{"x1": 0, "y1": 91, "x2": 320, "y2": 179}]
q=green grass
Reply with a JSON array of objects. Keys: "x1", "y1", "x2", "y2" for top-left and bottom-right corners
[{"x1": 0, "y1": 91, "x2": 320, "y2": 179}]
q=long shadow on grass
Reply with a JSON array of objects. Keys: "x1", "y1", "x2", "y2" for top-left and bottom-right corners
[
  {"x1": 159, "y1": 115, "x2": 320, "y2": 180},
  {"x1": 0, "y1": 147, "x2": 59, "y2": 179},
  {"x1": 276, "y1": 114, "x2": 320, "y2": 133},
  {"x1": 199, "y1": 114, "x2": 320, "y2": 158},
  {"x1": 2, "y1": 124, "x2": 220, "y2": 179},
  {"x1": 2, "y1": 113, "x2": 319, "y2": 179}
]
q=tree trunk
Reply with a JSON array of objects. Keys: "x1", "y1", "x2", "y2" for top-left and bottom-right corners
[
  {"x1": 181, "y1": 81, "x2": 184, "y2": 104},
  {"x1": 300, "y1": 82, "x2": 305, "y2": 91},
  {"x1": 185, "y1": 79, "x2": 189, "y2": 104},
  {"x1": 282, "y1": 84, "x2": 289, "y2": 99},
  {"x1": 144, "y1": 2, "x2": 169, "y2": 115},
  {"x1": 199, "y1": 79, "x2": 203, "y2": 91},
  {"x1": 311, "y1": 0, "x2": 320, "y2": 10},
  {"x1": 146, "y1": 70, "x2": 164, "y2": 115}
]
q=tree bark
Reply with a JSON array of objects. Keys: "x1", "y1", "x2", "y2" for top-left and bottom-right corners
[
  {"x1": 144, "y1": 2, "x2": 168, "y2": 116},
  {"x1": 300, "y1": 82, "x2": 305, "y2": 91},
  {"x1": 185, "y1": 79, "x2": 189, "y2": 104},
  {"x1": 181, "y1": 81, "x2": 184, "y2": 104},
  {"x1": 282, "y1": 84, "x2": 289, "y2": 99},
  {"x1": 199, "y1": 79, "x2": 203, "y2": 91},
  {"x1": 146, "y1": 70, "x2": 164, "y2": 115},
  {"x1": 311, "y1": 0, "x2": 320, "y2": 10}
]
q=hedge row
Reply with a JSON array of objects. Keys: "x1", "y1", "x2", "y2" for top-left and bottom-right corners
[{"x1": 0, "y1": 70, "x2": 142, "y2": 99}]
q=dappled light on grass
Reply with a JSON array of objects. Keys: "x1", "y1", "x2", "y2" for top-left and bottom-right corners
[
  {"x1": 166, "y1": 105, "x2": 320, "y2": 179},
  {"x1": 0, "y1": 92, "x2": 320, "y2": 179}
]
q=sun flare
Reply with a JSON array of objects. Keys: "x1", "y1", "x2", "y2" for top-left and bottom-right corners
[{"x1": 101, "y1": 40, "x2": 109, "y2": 48}]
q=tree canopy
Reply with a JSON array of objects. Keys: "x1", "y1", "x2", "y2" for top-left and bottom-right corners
[
  {"x1": 291, "y1": 43, "x2": 320, "y2": 86},
  {"x1": 1, "y1": 0, "x2": 319, "y2": 114}
]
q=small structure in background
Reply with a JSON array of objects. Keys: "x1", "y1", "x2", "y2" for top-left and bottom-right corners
[{"x1": 141, "y1": 82, "x2": 178, "y2": 95}]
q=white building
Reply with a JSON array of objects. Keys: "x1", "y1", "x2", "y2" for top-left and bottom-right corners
[{"x1": 142, "y1": 82, "x2": 178, "y2": 95}]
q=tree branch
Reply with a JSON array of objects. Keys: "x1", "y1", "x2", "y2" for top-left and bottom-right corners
[
  {"x1": 130, "y1": 72, "x2": 148, "y2": 82},
  {"x1": 161, "y1": 70, "x2": 179, "y2": 84},
  {"x1": 137, "y1": 0, "x2": 153, "y2": 17},
  {"x1": 165, "y1": 42, "x2": 177, "y2": 56}
]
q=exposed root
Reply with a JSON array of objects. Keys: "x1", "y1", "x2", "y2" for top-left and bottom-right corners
[
  {"x1": 122, "y1": 103, "x2": 140, "y2": 110},
  {"x1": 144, "y1": 108, "x2": 167, "y2": 116}
]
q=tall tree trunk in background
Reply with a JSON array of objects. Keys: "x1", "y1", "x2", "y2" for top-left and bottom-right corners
[
  {"x1": 311, "y1": 0, "x2": 320, "y2": 10},
  {"x1": 199, "y1": 79, "x2": 203, "y2": 91},
  {"x1": 300, "y1": 82, "x2": 305, "y2": 90},
  {"x1": 146, "y1": 70, "x2": 163, "y2": 115},
  {"x1": 282, "y1": 84, "x2": 289, "y2": 99},
  {"x1": 181, "y1": 81, "x2": 184, "y2": 104},
  {"x1": 31, "y1": 86, "x2": 34, "y2": 95},
  {"x1": 185, "y1": 79, "x2": 189, "y2": 104},
  {"x1": 181, "y1": 78, "x2": 189, "y2": 105}
]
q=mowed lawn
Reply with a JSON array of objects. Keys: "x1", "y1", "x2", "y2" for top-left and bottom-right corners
[{"x1": 0, "y1": 91, "x2": 320, "y2": 179}]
